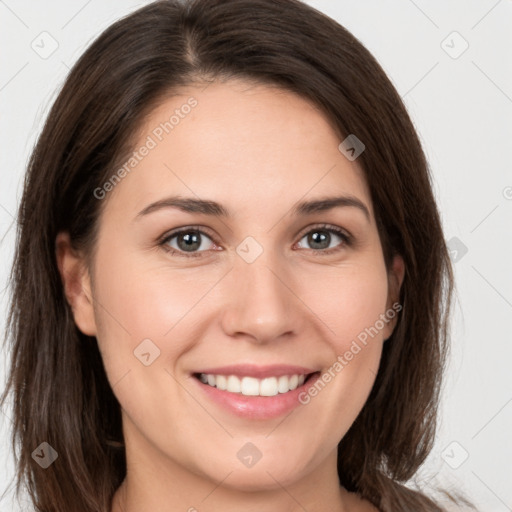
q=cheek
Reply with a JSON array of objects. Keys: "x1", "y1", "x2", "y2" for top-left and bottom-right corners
[
  {"x1": 292, "y1": 266, "x2": 389, "y2": 445},
  {"x1": 89, "y1": 243, "x2": 226, "y2": 374},
  {"x1": 295, "y1": 260, "x2": 389, "y2": 405},
  {"x1": 93, "y1": 243, "x2": 188, "y2": 330},
  {"x1": 302, "y1": 260, "x2": 390, "y2": 350},
  {"x1": 89, "y1": 246, "x2": 205, "y2": 431}
]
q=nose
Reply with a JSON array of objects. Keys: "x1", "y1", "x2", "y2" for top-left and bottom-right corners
[{"x1": 219, "y1": 247, "x2": 303, "y2": 345}]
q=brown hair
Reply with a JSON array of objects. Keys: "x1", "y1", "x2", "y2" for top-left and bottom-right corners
[{"x1": 1, "y1": 0, "x2": 474, "y2": 510}]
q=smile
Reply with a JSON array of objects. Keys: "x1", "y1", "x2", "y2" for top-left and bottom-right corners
[
  {"x1": 190, "y1": 365, "x2": 322, "y2": 419},
  {"x1": 195, "y1": 373, "x2": 312, "y2": 396}
]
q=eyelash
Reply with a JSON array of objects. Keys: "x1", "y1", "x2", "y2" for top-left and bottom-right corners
[
  {"x1": 158, "y1": 223, "x2": 353, "y2": 259},
  {"x1": 158, "y1": 224, "x2": 353, "y2": 258}
]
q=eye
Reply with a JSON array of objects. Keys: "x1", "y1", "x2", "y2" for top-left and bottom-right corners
[
  {"x1": 295, "y1": 224, "x2": 352, "y2": 254},
  {"x1": 159, "y1": 227, "x2": 217, "y2": 258},
  {"x1": 159, "y1": 223, "x2": 352, "y2": 259}
]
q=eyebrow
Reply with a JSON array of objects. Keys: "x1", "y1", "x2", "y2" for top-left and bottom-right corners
[{"x1": 134, "y1": 194, "x2": 371, "y2": 222}]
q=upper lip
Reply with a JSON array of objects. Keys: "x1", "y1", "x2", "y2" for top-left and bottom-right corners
[{"x1": 193, "y1": 364, "x2": 319, "y2": 379}]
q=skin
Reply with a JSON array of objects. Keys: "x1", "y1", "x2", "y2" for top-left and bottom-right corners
[{"x1": 57, "y1": 79, "x2": 404, "y2": 512}]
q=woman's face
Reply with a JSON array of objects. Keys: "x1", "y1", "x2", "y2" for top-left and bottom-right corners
[{"x1": 61, "y1": 79, "x2": 404, "y2": 493}]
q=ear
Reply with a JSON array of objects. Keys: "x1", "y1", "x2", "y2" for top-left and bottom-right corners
[
  {"x1": 55, "y1": 231, "x2": 97, "y2": 336},
  {"x1": 382, "y1": 253, "x2": 405, "y2": 341}
]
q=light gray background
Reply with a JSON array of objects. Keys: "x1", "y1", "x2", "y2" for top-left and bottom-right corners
[{"x1": 1, "y1": 1, "x2": 511, "y2": 510}]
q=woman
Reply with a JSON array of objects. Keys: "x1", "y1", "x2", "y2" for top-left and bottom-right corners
[{"x1": 1, "y1": 0, "x2": 474, "y2": 510}]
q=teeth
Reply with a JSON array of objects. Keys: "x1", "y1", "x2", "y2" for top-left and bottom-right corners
[
  {"x1": 198, "y1": 373, "x2": 308, "y2": 396},
  {"x1": 260, "y1": 377, "x2": 278, "y2": 396},
  {"x1": 227, "y1": 375, "x2": 241, "y2": 393},
  {"x1": 277, "y1": 375, "x2": 289, "y2": 393},
  {"x1": 216, "y1": 375, "x2": 227, "y2": 390},
  {"x1": 241, "y1": 377, "x2": 259, "y2": 396}
]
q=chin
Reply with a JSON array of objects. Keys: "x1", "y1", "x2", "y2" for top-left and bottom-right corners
[{"x1": 213, "y1": 468, "x2": 299, "y2": 493}]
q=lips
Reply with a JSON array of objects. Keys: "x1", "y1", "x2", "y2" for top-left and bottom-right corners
[{"x1": 190, "y1": 364, "x2": 322, "y2": 419}]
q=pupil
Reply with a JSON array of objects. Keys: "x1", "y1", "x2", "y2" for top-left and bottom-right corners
[
  {"x1": 309, "y1": 230, "x2": 329, "y2": 249},
  {"x1": 179, "y1": 231, "x2": 201, "y2": 252}
]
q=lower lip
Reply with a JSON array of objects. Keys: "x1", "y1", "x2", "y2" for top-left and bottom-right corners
[{"x1": 191, "y1": 372, "x2": 321, "y2": 420}]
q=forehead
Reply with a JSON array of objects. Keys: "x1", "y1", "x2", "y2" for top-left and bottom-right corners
[{"x1": 103, "y1": 79, "x2": 373, "y2": 222}]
